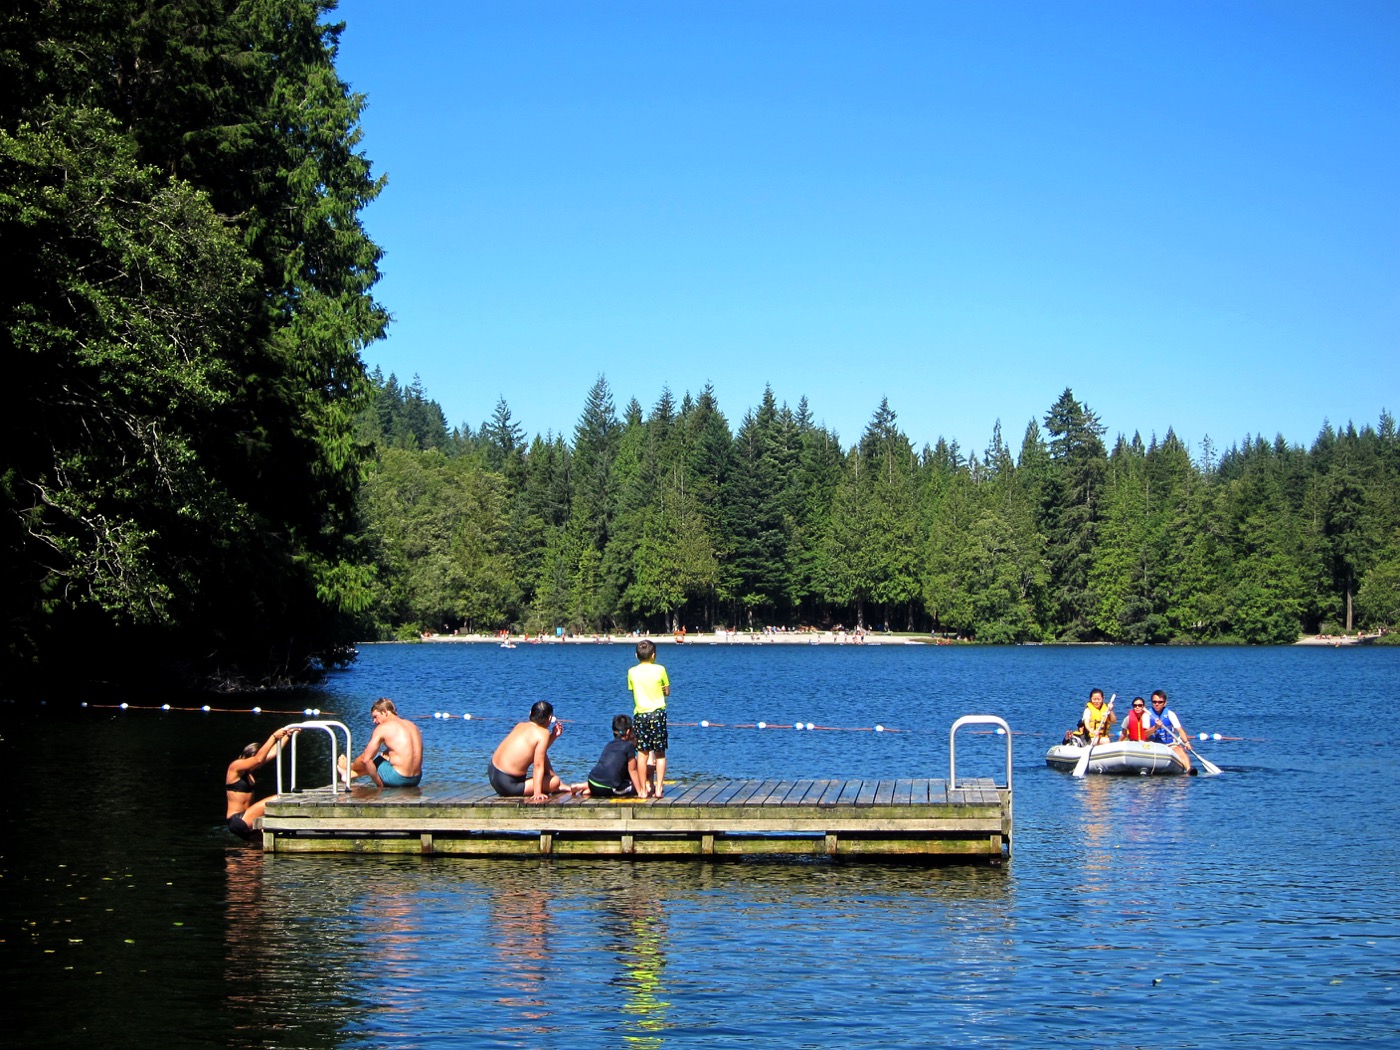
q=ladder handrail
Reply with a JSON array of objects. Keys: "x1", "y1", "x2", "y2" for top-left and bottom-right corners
[
  {"x1": 949, "y1": 714, "x2": 1013, "y2": 791},
  {"x1": 275, "y1": 720, "x2": 352, "y2": 795}
]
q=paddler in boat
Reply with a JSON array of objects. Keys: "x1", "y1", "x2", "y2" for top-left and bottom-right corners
[
  {"x1": 1063, "y1": 688, "x2": 1115, "y2": 746},
  {"x1": 1142, "y1": 689, "x2": 1193, "y2": 774}
]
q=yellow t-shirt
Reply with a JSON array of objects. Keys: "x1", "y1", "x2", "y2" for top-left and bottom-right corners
[{"x1": 628, "y1": 661, "x2": 669, "y2": 714}]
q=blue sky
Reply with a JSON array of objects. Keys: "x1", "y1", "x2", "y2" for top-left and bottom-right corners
[{"x1": 333, "y1": 0, "x2": 1397, "y2": 459}]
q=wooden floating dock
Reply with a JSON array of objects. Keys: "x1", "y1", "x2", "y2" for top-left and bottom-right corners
[{"x1": 261, "y1": 777, "x2": 1011, "y2": 860}]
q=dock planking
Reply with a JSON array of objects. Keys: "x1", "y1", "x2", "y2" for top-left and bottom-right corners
[{"x1": 261, "y1": 776, "x2": 1010, "y2": 860}]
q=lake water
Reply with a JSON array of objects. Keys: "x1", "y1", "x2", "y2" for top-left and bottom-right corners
[{"x1": 4, "y1": 641, "x2": 1398, "y2": 1048}]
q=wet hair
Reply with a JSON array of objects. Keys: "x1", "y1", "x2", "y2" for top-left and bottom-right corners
[
  {"x1": 530, "y1": 700, "x2": 554, "y2": 726},
  {"x1": 371, "y1": 697, "x2": 397, "y2": 716},
  {"x1": 1151, "y1": 689, "x2": 1168, "y2": 703},
  {"x1": 241, "y1": 742, "x2": 260, "y2": 759},
  {"x1": 611, "y1": 714, "x2": 634, "y2": 739},
  {"x1": 636, "y1": 638, "x2": 656, "y2": 661}
]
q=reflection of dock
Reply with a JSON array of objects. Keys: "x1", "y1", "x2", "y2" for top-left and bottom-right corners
[{"x1": 262, "y1": 778, "x2": 1010, "y2": 860}]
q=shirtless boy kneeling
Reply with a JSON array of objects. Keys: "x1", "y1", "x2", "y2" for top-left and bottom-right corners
[{"x1": 488, "y1": 701, "x2": 582, "y2": 803}]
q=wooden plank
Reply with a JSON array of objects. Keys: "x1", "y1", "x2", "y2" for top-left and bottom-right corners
[
  {"x1": 817, "y1": 780, "x2": 846, "y2": 805},
  {"x1": 874, "y1": 780, "x2": 896, "y2": 805},
  {"x1": 687, "y1": 781, "x2": 732, "y2": 806},
  {"x1": 787, "y1": 780, "x2": 830, "y2": 805},
  {"x1": 855, "y1": 780, "x2": 879, "y2": 805},
  {"x1": 836, "y1": 779, "x2": 864, "y2": 804},
  {"x1": 704, "y1": 781, "x2": 750, "y2": 806},
  {"x1": 663, "y1": 782, "x2": 712, "y2": 806},
  {"x1": 724, "y1": 780, "x2": 770, "y2": 806},
  {"x1": 760, "y1": 781, "x2": 799, "y2": 805}
]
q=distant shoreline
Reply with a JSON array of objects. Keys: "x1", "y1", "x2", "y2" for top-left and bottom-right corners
[
  {"x1": 394, "y1": 630, "x2": 916, "y2": 647},
  {"x1": 1293, "y1": 632, "x2": 1384, "y2": 647},
  {"x1": 362, "y1": 630, "x2": 1391, "y2": 648}
]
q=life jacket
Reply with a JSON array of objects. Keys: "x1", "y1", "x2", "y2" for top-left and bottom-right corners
[{"x1": 1145, "y1": 709, "x2": 1179, "y2": 745}]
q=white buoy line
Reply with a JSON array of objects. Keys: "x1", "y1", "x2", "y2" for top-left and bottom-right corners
[{"x1": 76, "y1": 703, "x2": 1246, "y2": 742}]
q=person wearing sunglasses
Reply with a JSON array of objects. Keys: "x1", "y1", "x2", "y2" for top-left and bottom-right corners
[
  {"x1": 1142, "y1": 689, "x2": 1194, "y2": 774},
  {"x1": 1119, "y1": 697, "x2": 1150, "y2": 741}
]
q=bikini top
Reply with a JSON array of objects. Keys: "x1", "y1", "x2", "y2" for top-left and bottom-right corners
[{"x1": 226, "y1": 770, "x2": 254, "y2": 793}]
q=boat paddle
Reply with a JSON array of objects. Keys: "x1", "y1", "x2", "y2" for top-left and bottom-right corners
[
  {"x1": 1168, "y1": 723, "x2": 1222, "y2": 776},
  {"x1": 1071, "y1": 694, "x2": 1114, "y2": 778}
]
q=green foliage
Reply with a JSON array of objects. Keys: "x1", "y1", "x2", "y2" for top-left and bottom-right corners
[
  {"x1": 3, "y1": 1, "x2": 386, "y2": 687},
  {"x1": 350, "y1": 369, "x2": 1400, "y2": 646}
]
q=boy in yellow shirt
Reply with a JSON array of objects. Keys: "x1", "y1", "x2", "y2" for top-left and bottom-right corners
[{"x1": 628, "y1": 639, "x2": 670, "y2": 797}]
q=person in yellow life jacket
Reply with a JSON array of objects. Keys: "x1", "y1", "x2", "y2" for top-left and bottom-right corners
[{"x1": 1063, "y1": 688, "x2": 1116, "y2": 745}]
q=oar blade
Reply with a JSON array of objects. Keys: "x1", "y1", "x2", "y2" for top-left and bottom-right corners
[{"x1": 1071, "y1": 743, "x2": 1092, "y2": 777}]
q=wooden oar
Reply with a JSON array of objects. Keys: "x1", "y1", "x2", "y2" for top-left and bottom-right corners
[
  {"x1": 1071, "y1": 694, "x2": 1115, "y2": 778},
  {"x1": 1168, "y1": 723, "x2": 1222, "y2": 776}
]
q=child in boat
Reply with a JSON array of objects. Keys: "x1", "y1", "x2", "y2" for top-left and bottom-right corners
[{"x1": 580, "y1": 714, "x2": 648, "y2": 798}]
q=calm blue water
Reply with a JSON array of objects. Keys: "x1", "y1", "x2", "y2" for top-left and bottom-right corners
[{"x1": 4, "y1": 642, "x2": 1398, "y2": 1048}]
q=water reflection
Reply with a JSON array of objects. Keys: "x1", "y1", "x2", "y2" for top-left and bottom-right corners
[
  {"x1": 490, "y1": 884, "x2": 558, "y2": 1036},
  {"x1": 600, "y1": 872, "x2": 669, "y2": 1050}
]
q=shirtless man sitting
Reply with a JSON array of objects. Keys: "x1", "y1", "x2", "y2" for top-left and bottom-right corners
[
  {"x1": 341, "y1": 697, "x2": 423, "y2": 787},
  {"x1": 488, "y1": 700, "x2": 582, "y2": 803}
]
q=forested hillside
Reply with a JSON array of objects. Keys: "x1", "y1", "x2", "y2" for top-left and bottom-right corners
[
  {"x1": 355, "y1": 374, "x2": 1400, "y2": 644},
  {"x1": 1, "y1": 1, "x2": 386, "y2": 688}
]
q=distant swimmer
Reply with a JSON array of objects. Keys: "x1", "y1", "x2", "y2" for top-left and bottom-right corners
[{"x1": 341, "y1": 697, "x2": 423, "y2": 787}]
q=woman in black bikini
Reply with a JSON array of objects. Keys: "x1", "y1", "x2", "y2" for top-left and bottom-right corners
[{"x1": 225, "y1": 728, "x2": 295, "y2": 840}]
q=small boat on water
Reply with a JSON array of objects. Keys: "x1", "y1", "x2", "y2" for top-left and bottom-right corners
[{"x1": 1045, "y1": 740, "x2": 1190, "y2": 776}]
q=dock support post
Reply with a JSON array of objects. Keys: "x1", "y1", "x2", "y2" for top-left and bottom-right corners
[
  {"x1": 420, "y1": 833, "x2": 433, "y2": 854},
  {"x1": 701, "y1": 833, "x2": 714, "y2": 855},
  {"x1": 539, "y1": 831, "x2": 554, "y2": 855},
  {"x1": 825, "y1": 833, "x2": 839, "y2": 856},
  {"x1": 621, "y1": 833, "x2": 635, "y2": 854}
]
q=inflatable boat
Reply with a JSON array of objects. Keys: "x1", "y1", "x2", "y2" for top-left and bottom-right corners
[{"x1": 1045, "y1": 740, "x2": 1190, "y2": 776}]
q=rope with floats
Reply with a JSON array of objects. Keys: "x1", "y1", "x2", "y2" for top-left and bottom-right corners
[{"x1": 76, "y1": 702, "x2": 1260, "y2": 742}]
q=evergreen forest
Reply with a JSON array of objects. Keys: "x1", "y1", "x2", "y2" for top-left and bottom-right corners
[
  {"x1": 356, "y1": 372, "x2": 1400, "y2": 647},
  {"x1": 2, "y1": 1, "x2": 385, "y2": 689}
]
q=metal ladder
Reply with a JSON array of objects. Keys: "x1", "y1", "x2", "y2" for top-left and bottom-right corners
[
  {"x1": 948, "y1": 714, "x2": 1013, "y2": 851},
  {"x1": 273, "y1": 720, "x2": 353, "y2": 795}
]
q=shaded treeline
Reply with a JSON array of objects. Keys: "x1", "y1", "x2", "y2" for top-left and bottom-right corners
[
  {"x1": 356, "y1": 373, "x2": 1400, "y2": 644},
  {"x1": 2, "y1": 1, "x2": 384, "y2": 689}
]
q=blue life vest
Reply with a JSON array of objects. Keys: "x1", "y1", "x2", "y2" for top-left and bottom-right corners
[{"x1": 1145, "y1": 709, "x2": 1179, "y2": 745}]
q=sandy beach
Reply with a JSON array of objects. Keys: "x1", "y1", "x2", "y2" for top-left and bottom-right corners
[{"x1": 415, "y1": 630, "x2": 923, "y2": 647}]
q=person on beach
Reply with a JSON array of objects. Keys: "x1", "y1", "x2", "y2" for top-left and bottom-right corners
[
  {"x1": 225, "y1": 727, "x2": 297, "y2": 840},
  {"x1": 1142, "y1": 689, "x2": 1194, "y2": 774},
  {"x1": 628, "y1": 638, "x2": 670, "y2": 798},
  {"x1": 341, "y1": 697, "x2": 423, "y2": 787},
  {"x1": 1063, "y1": 688, "x2": 1115, "y2": 745},
  {"x1": 1119, "y1": 697, "x2": 1150, "y2": 741},
  {"x1": 488, "y1": 700, "x2": 582, "y2": 802},
  {"x1": 580, "y1": 714, "x2": 648, "y2": 798}
]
